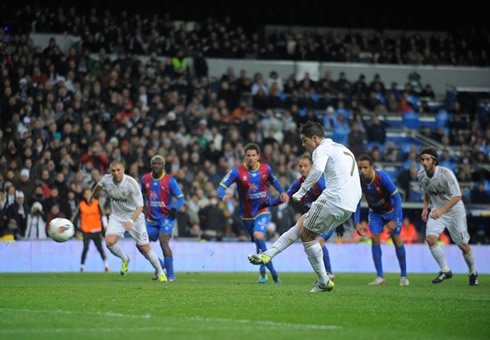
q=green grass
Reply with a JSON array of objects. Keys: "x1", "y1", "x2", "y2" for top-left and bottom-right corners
[{"x1": 0, "y1": 272, "x2": 489, "y2": 339}]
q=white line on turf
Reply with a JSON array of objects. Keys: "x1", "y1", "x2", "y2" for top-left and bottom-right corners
[
  {"x1": 0, "y1": 308, "x2": 151, "y2": 319},
  {"x1": 0, "y1": 307, "x2": 342, "y2": 331},
  {"x1": 190, "y1": 317, "x2": 342, "y2": 330},
  {"x1": 0, "y1": 327, "x2": 174, "y2": 334}
]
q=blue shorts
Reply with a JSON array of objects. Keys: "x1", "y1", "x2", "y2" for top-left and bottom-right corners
[
  {"x1": 243, "y1": 214, "x2": 270, "y2": 241},
  {"x1": 319, "y1": 228, "x2": 335, "y2": 240},
  {"x1": 146, "y1": 217, "x2": 176, "y2": 241},
  {"x1": 368, "y1": 210, "x2": 402, "y2": 235}
]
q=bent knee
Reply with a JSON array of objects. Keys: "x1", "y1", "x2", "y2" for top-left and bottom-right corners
[
  {"x1": 371, "y1": 233, "x2": 382, "y2": 244},
  {"x1": 425, "y1": 234, "x2": 438, "y2": 246},
  {"x1": 253, "y1": 232, "x2": 264, "y2": 240},
  {"x1": 300, "y1": 227, "x2": 317, "y2": 242},
  {"x1": 138, "y1": 244, "x2": 151, "y2": 253}
]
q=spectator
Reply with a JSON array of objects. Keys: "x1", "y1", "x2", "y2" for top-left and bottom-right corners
[
  {"x1": 400, "y1": 217, "x2": 418, "y2": 244},
  {"x1": 365, "y1": 114, "x2": 386, "y2": 144},
  {"x1": 15, "y1": 168, "x2": 35, "y2": 203},
  {"x1": 199, "y1": 197, "x2": 226, "y2": 241},
  {"x1": 6, "y1": 191, "x2": 29, "y2": 237},
  {"x1": 470, "y1": 182, "x2": 490, "y2": 204},
  {"x1": 176, "y1": 204, "x2": 200, "y2": 238},
  {"x1": 193, "y1": 50, "x2": 208, "y2": 78},
  {"x1": 24, "y1": 202, "x2": 47, "y2": 240}
]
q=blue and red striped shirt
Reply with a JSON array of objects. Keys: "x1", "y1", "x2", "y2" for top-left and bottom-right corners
[
  {"x1": 141, "y1": 172, "x2": 185, "y2": 222},
  {"x1": 218, "y1": 162, "x2": 285, "y2": 220}
]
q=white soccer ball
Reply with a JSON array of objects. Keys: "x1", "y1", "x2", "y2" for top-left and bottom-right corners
[{"x1": 48, "y1": 218, "x2": 75, "y2": 242}]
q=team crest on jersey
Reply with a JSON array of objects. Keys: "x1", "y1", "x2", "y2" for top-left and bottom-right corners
[
  {"x1": 242, "y1": 176, "x2": 248, "y2": 181},
  {"x1": 161, "y1": 185, "x2": 166, "y2": 190},
  {"x1": 146, "y1": 183, "x2": 150, "y2": 188},
  {"x1": 121, "y1": 190, "x2": 127, "y2": 196},
  {"x1": 258, "y1": 218, "x2": 267, "y2": 228},
  {"x1": 262, "y1": 174, "x2": 267, "y2": 178}
]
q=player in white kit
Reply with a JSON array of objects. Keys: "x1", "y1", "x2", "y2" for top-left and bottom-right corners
[
  {"x1": 89, "y1": 160, "x2": 167, "y2": 282},
  {"x1": 249, "y1": 121, "x2": 362, "y2": 292},
  {"x1": 417, "y1": 147, "x2": 478, "y2": 285}
]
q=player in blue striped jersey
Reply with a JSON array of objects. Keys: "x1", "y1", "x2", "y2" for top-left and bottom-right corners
[
  {"x1": 218, "y1": 143, "x2": 289, "y2": 284},
  {"x1": 354, "y1": 154, "x2": 408, "y2": 286},
  {"x1": 141, "y1": 155, "x2": 186, "y2": 281}
]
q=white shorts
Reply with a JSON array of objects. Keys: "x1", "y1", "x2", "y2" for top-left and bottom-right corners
[
  {"x1": 303, "y1": 197, "x2": 353, "y2": 234},
  {"x1": 106, "y1": 214, "x2": 149, "y2": 246},
  {"x1": 426, "y1": 208, "x2": 469, "y2": 245}
]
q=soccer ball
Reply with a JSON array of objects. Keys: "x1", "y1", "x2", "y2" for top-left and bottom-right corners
[{"x1": 48, "y1": 218, "x2": 75, "y2": 242}]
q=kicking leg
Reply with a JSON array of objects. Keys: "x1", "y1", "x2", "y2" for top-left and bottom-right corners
[{"x1": 255, "y1": 233, "x2": 280, "y2": 283}]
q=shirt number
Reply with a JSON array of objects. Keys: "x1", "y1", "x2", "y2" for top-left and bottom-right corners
[{"x1": 343, "y1": 151, "x2": 355, "y2": 176}]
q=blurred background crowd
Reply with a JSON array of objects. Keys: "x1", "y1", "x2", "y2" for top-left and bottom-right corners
[{"x1": 1, "y1": 2, "x2": 489, "y2": 244}]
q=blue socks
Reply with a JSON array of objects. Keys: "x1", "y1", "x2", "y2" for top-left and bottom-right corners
[
  {"x1": 164, "y1": 257, "x2": 174, "y2": 279},
  {"x1": 256, "y1": 239, "x2": 278, "y2": 280},
  {"x1": 371, "y1": 244, "x2": 407, "y2": 278},
  {"x1": 322, "y1": 245, "x2": 332, "y2": 274},
  {"x1": 395, "y1": 245, "x2": 407, "y2": 277},
  {"x1": 372, "y1": 244, "x2": 383, "y2": 278}
]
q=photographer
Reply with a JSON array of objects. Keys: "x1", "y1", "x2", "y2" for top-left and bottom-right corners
[{"x1": 25, "y1": 202, "x2": 47, "y2": 239}]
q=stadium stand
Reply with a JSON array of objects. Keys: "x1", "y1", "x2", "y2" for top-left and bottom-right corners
[{"x1": 0, "y1": 4, "x2": 489, "y2": 244}]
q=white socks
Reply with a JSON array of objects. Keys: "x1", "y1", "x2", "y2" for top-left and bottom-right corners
[
  {"x1": 265, "y1": 224, "x2": 300, "y2": 258},
  {"x1": 108, "y1": 244, "x2": 128, "y2": 262},
  {"x1": 463, "y1": 249, "x2": 476, "y2": 273},
  {"x1": 303, "y1": 240, "x2": 328, "y2": 285},
  {"x1": 143, "y1": 249, "x2": 164, "y2": 275},
  {"x1": 429, "y1": 245, "x2": 450, "y2": 272}
]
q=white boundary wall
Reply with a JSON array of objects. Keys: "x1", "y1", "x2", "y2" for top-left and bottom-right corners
[{"x1": 1, "y1": 240, "x2": 489, "y2": 274}]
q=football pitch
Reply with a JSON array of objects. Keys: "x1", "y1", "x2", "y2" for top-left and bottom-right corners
[{"x1": 0, "y1": 272, "x2": 488, "y2": 339}]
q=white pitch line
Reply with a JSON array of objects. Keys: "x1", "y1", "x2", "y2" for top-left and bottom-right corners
[
  {"x1": 0, "y1": 308, "x2": 151, "y2": 319},
  {"x1": 0, "y1": 327, "x2": 173, "y2": 334},
  {"x1": 0, "y1": 307, "x2": 342, "y2": 331},
  {"x1": 190, "y1": 316, "x2": 342, "y2": 330}
]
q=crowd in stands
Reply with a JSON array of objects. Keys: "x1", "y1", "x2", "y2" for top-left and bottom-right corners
[
  {"x1": 1, "y1": 5, "x2": 489, "y2": 244},
  {"x1": 8, "y1": 5, "x2": 490, "y2": 66}
]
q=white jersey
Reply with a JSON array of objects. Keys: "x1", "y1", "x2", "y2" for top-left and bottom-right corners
[
  {"x1": 98, "y1": 174, "x2": 144, "y2": 220},
  {"x1": 293, "y1": 138, "x2": 362, "y2": 212},
  {"x1": 417, "y1": 166, "x2": 465, "y2": 212}
]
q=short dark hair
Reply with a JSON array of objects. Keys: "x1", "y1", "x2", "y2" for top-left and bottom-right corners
[
  {"x1": 298, "y1": 121, "x2": 324, "y2": 138},
  {"x1": 358, "y1": 154, "x2": 374, "y2": 165},
  {"x1": 298, "y1": 153, "x2": 313, "y2": 164},
  {"x1": 244, "y1": 143, "x2": 260, "y2": 154},
  {"x1": 419, "y1": 147, "x2": 439, "y2": 165}
]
